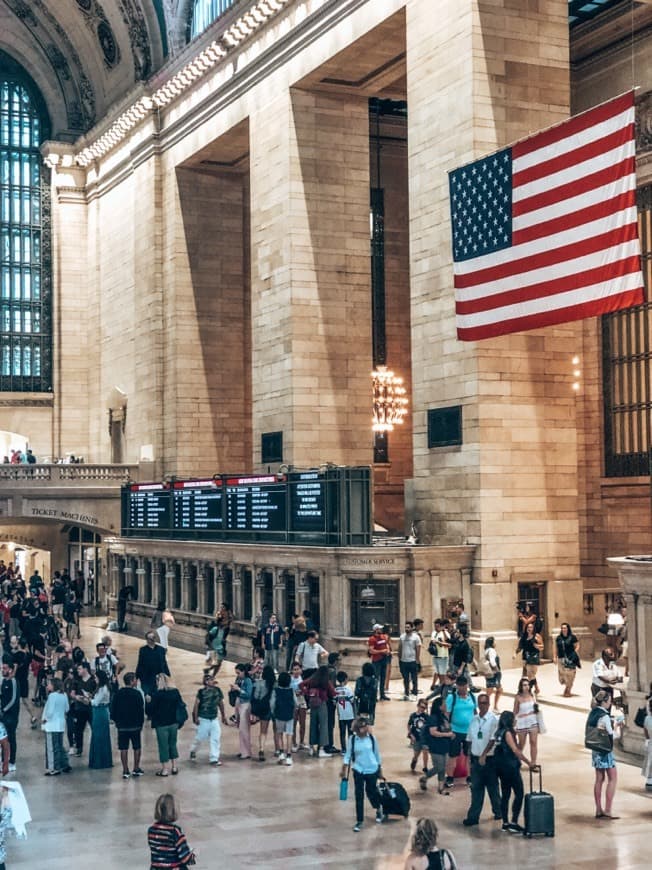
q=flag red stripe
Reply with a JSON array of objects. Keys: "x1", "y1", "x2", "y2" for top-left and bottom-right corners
[
  {"x1": 512, "y1": 156, "x2": 635, "y2": 218},
  {"x1": 512, "y1": 125, "x2": 634, "y2": 187},
  {"x1": 456, "y1": 288, "x2": 645, "y2": 341},
  {"x1": 511, "y1": 189, "x2": 636, "y2": 246},
  {"x1": 455, "y1": 255, "x2": 643, "y2": 315},
  {"x1": 511, "y1": 92, "x2": 634, "y2": 159},
  {"x1": 453, "y1": 222, "x2": 639, "y2": 289}
]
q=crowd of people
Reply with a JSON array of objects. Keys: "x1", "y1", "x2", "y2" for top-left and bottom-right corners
[{"x1": 0, "y1": 576, "x2": 646, "y2": 867}]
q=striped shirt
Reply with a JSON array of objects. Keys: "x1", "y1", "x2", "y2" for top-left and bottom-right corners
[{"x1": 147, "y1": 822, "x2": 194, "y2": 868}]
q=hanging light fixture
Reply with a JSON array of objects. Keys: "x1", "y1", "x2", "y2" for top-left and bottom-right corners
[{"x1": 372, "y1": 366, "x2": 408, "y2": 432}]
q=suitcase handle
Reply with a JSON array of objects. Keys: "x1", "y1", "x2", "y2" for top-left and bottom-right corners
[{"x1": 529, "y1": 764, "x2": 543, "y2": 793}]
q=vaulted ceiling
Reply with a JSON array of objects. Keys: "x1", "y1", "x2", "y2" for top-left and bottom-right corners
[{"x1": 0, "y1": 0, "x2": 196, "y2": 140}]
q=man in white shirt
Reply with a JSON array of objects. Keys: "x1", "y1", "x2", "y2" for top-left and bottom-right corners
[
  {"x1": 296, "y1": 631, "x2": 327, "y2": 678},
  {"x1": 591, "y1": 649, "x2": 622, "y2": 699},
  {"x1": 463, "y1": 693, "x2": 501, "y2": 827},
  {"x1": 398, "y1": 622, "x2": 422, "y2": 700}
]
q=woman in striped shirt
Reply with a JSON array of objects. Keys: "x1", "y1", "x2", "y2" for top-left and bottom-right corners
[{"x1": 147, "y1": 794, "x2": 195, "y2": 868}]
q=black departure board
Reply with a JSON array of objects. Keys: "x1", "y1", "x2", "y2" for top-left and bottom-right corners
[
  {"x1": 121, "y1": 467, "x2": 372, "y2": 546},
  {"x1": 172, "y1": 479, "x2": 223, "y2": 534},
  {"x1": 289, "y1": 471, "x2": 326, "y2": 533},
  {"x1": 225, "y1": 475, "x2": 286, "y2": 537},
  {"x1": 125, "y1": 483, "x2": 170, "y2": 536}
]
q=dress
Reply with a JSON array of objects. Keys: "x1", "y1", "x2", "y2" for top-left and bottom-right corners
[
  {"x1": 589, "y1": 707, "x2": 615, "y2": 769},
  {"x1": 89, "y1": 685, "x2": 113, "y2": 769},
  {"x1": 515, "y1": 698, "x2": 538, "y2": 733}
]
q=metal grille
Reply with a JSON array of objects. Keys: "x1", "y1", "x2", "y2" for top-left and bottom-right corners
[
  {"x1": 0, "y1": 76, "x2": 51, "y2": 392},
  {"x1": 602, "y1": 185, "x2": 652, "y2": 476},
  {"x1": 190, "y1": 0, "x2": 237, "y2": 38}
]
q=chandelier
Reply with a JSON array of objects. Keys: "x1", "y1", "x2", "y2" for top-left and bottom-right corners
[{"x1": 372, "y1": 366, "x2": 408, "y2": 432}]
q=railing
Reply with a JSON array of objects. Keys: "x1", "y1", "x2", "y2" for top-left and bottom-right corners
[{"x1": 0, "y1": 464, "x2": 137, "y2": 483}]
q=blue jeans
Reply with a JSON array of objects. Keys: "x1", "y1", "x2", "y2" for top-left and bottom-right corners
[{"x1": 372, "y1": 659, "x2": 388, "y2": 698}]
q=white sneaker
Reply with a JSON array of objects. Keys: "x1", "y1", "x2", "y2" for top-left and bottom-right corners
[
  {"x1": 8, "y1": 764, "x2": 15, "y2": 772},
  {"x1": 285, "y1": 756, "x2": 293, "y2": 766},
  {"x1": 318, "y1": 749, "x2": 330, "y2": 758},
  {"x1": 68, "y1": 748, "x2": 77, "y2": 756},
  {"x1": 291, "y1": 744, "x2": 299, "y2": 753},
  {"x1": 277, "y1": 753, "x2": 286, "y2": 764}
]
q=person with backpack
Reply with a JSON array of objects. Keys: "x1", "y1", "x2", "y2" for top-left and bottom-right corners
[
  {"x1": 335, "y1": 671, "x2": 355, "y2": 753},
  {"x1": 300, "y1": 664, "x2": 336, "y2": 757},
  {"x1": 91, "y1": 641, "x2": 120, "y2": 697},
  {"x1": 250, "y1": 665, "x2": 275, "y2": 761},
  {"x1": 492, "y1": 710, "x2": 535, "y2": 832},
  {"x1": 340, "y1": 716, "x2": 385, "y2": 832},
  {"x1": 354, "y1": 662, "x2": 378, "y2": 725},
  {"x1": 450, "y1": 629, "x2": 474, "y2": 684},
  {"x1": 204, "y1": 616, "x2": 226, "y2": 677},
  {"x1": 443, "y1": 676, "x2": 476, "y2": 790},
  {"x1": 418, "y1": 697, "x2": 453, "y2": 794},
  {"x1": 407, "y1": 698, "x2": 429, "y2": 775},
  {"x1": 587, "y1": 690, "x2": 618, "y2": 818},
  {"x1": 270, "y1": 671, "x2": 297, "y2": 765},
  {"x1": 403, "y1": 817, "x2": 457, "y2": 869},
  {"x1": 481, "y1": 636, "x2": 502, "y2": 711}
]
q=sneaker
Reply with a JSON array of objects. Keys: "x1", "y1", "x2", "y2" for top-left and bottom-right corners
[
  {"x1": 274, "y1": 749, "x2": 281, "y2": 757},
  {"x1": 210, "y1": 760, "x2": 222, "y2": 766},
  {"x1": 462, "y1": 819, "x2": 478, "y2": 827},
  {"x1": 68, "y1": 747, "x2": 77, "y2": 756},
  {"x1": 277, "y1": 753, "x2": 286, "y2": 764},
  {"x1": 189, "y1": 751, "x2": 197, "y2": 762},
  {"x1": 122, "y1": 772, "x2": 130, "y2": 780},
  {"x1": 402, "y1": 694, "x2": 410, "y2": 701},
  {"x1": 132, "y1": 768, "x2": 144, "y2": 776},
  {"x1": 375, "y1": 808, "x2": 385, "y2": 824},
  {"x1": 258, "y1": 751, "x2": 265, "y2": 762},
  {"x1": 285, "y1": 756, "x2": 292, "y2": 766},
  {"x1": 353, "y1": 821, "x2": 363, "y2": 833},
  {"x1": 291, "y1": 744, "x2": 299, "y2": 753},
  {"x1": 419, "y1": 776, "x2": 427, "y2": 791},
  {"x1": 298, "y1": 743, "x2": 309, "y2": 751},
  {"x1": 318, "y1": 749, "x2": 331, "y2": 758},
  {"x1": 501, "y1": 823, "x2": 510, "y2": 832},
  {"x1": 444, "y1": 777, "x2": 454, "y2": 789},
  {"x1": 507, "y1": 822, "x2": 523, "y2": 833},
  {"x1": 8, "y1": 764, "x2": 16, "y2": 772}
]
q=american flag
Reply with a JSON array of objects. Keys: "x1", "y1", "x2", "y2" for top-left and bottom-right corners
[{"x1": 449, "y1": 91, "x2": 645, "y2": 341}]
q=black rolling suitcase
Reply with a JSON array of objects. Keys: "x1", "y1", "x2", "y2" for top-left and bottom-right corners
[
  {"x1": 523, "y1": 766, "x2": 554, "y2": 837},
  {"x1": 378, "y1": 780, "x2": 411, "y2": 818}
]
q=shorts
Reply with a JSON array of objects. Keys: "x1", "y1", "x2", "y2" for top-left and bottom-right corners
[
  {"x1": 52, "y1": 604, "x2": 63, "y2": 619},
  {"x1": 432, "y1": 657, "x2": 449, "y2": 675},
  {"x1": 208, "y1": 650, "x2": 224, "y2": 666},
  {"x1": 117, "y1": 730, "x2": 142, "y2": 751},
  {"x1": 448, "y1": 732, "x2": 469, "y2": 759},
  {"x1": 274, "y1": 719, "x2": 293, "y2": 735},
  {"x1": 485, "y1": 673, "x2": 502, "y2": 689},
  {"x1": 411, "y1": 740, "x2": 427, "y2": 753}
]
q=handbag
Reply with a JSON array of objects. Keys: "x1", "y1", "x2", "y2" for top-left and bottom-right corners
[
  {"x1": 634, "y1": 706, "x2": 647, "y2": 728},
  {"x1": 176, "y1": 699, "x2": 188, "y2": 729},
  {"x1": 585, "y1": 724, "x2": 613, "y2": 753},
  {"x1": 427, "y1": 639, "x2": 438, "y2": 657}
]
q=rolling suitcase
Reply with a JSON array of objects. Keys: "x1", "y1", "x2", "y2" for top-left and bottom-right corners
[
  {"x1": 378, "y1": 780, "x2": 411, "y2": 818},
  {"x1": 523, "y1": 766, "x2": 554, "y2": 837}
]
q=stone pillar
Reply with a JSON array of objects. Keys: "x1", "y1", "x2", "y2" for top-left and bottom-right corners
[
  {"x1": 249, "y1": 89, "x2": 372, "y2": 469},
  {"x1": 134, "y1": 556, "x2": 145, "y2": 602},
  {"x1": 165, "y1": 561, "x2": 175, "y2": 612},
  {"x1": 405, "y1": 0, "x2": 578, "y2": 609},
  {"x1": 296, "y1": 573, "x2": 310, "y2": 618},
  {"x1": 232, "y1": 566, "x2": 243, "y2": 620},
  {"x1": 179, "y1": 561, "x2": 190, "y2": 611},
  {"x1": 197, "y1": 564, "x2": 207, "y2": 615},
  {"x1": 123, "y1": 561, "x2": 134, "y2": 596},
  {"x1": 109, "y1": 553, "x2": 120, "y2": 597},
  {"x1": 215, "y1": 564, "x2": 225, "y2": 613},
  {"x1": 608, "y1": 557, "x2": 652, "y2": 757},
  {"x1": 254, "y1": 569, "x2": 265, "y2": 622},
  {"x1": 273, "y1": 569, "x2": 286, "y2": 622}
]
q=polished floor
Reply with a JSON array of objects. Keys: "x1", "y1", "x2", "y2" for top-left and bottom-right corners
[{"x1": 4, "y1": 620, "x2": 651, "y2": 869}]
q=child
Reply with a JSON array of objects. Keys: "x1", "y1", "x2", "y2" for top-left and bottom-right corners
[
  {"x1": 147, "y1": 793, "x2": 195, "y2": 869},
  {"x1": 290, "y1": 661, "x2": 307, "y2": 750},
  {"x1": 407, "y1": 698, "x2": 429, "y2": 774},
  {"x1": 41, "y1": 677, "x2": 70, "y2": 775},
  {"x1": 270, "y1": 671, "x2": 297, "y2": 765},
  {"x1": 335, "y1": 671, "x2": 355, "y2": 752},
  {"x1": 190, "y1": 673, "x2": 227, "y2": 766},
  {"x1": 354, "y1": 663, "x2": 378, "y2": 725}
]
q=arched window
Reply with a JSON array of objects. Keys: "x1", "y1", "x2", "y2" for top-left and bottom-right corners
[
  {"x1": 0, "y1": 61, "x2": 51, "y2": 392},
  {"x1": 190, "y1": 0, "x2": 236, "y2": 39}
]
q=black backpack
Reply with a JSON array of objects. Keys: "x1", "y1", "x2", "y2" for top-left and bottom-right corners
[{"x1": 355, "y1": 675, "x2": 377, "y2": 713}]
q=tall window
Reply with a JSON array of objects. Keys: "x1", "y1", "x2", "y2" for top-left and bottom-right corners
[
  {"x1": 190, "y1": 0, "x2": 236, "y2": 39},
  {"x1": 602, "y1": 185, "x2": 652, "y2": 476},
  {"x1": 0, "y1": 70, "x2": 51, "y2": 391}
]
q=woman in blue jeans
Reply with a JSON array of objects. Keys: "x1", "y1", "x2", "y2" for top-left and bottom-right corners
[
  {"x1": 149, "y1": 674, "x2": 183, "y2": 776},
  {"x1": 341, "y1": 717, "x2": 385, "y2": 832}
]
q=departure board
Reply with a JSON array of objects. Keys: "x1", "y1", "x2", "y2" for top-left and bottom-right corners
[
  {"x1": 125, "y1": 483, "x2": 170, "y2": 535},
  {"x1": 172, "y1": 479, "x2": 223, "y2": 535},
  {"x1": 121, "y1": 467, "x2": 372, "y2": 545},
  {"x1": 224, "y1": 475, "x2": 286, "y2": 537},
  {"x1": 289, "y1": 471, "x2": 326, "y2": 533}
]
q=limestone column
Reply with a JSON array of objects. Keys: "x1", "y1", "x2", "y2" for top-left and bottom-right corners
[
  {"x1": 232, "y1": 566, "x2": 243, "y2": 620},
  {"x1": 135, "y1": 557, "x2": 145, "y2": 603},
  {"x1": 165, "y1": 561, "x2": 175, "y2": 612},
  {"x1": 197, "y1": 564, "x2": 207, "y2": 615},
  {"x1": 109, "y1": 553, "x2": 120, "y2": 597},
  {"x1": 273, "y1": 569, "x2": 286, "y2": 622},
  {"x1": 180, "y1": 561, "x2": 190, "y2": 611},
  {"x1": 249, "y1": 90, "x2": 372, "y2": 468},
  {"x1": 123, "y1": 561, "x2": 134, "y2": 596},
  {"x1": 215, "y1": 564, "x2": 225, "y2": 612},
  {"x1": 254, "y1": 569, "x2": 265, "y2": 622},
  {"x1": 296, "y1": 573, "x2": 310, "y2": 618},
  {"x1": 405, "y1": 0, "x2": 577, "y2": 621}
]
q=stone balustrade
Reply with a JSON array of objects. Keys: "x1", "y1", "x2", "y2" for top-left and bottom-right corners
[{"x1": 0, "y1": 464, "x2": 137, "y2": 485}]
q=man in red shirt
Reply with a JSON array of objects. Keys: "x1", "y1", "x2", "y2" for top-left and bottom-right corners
[{"x1": 367, "y1": 624, "x2": 392, "y2": 701}]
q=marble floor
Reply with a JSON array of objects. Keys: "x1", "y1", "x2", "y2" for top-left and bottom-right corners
[{"x1": 4, "y1": 620, "x2": 650, "y2": 869}]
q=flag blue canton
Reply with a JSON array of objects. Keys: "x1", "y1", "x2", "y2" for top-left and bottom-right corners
[{"x1": 449, "y1": 148, "x2": 513, "y2": 263}]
